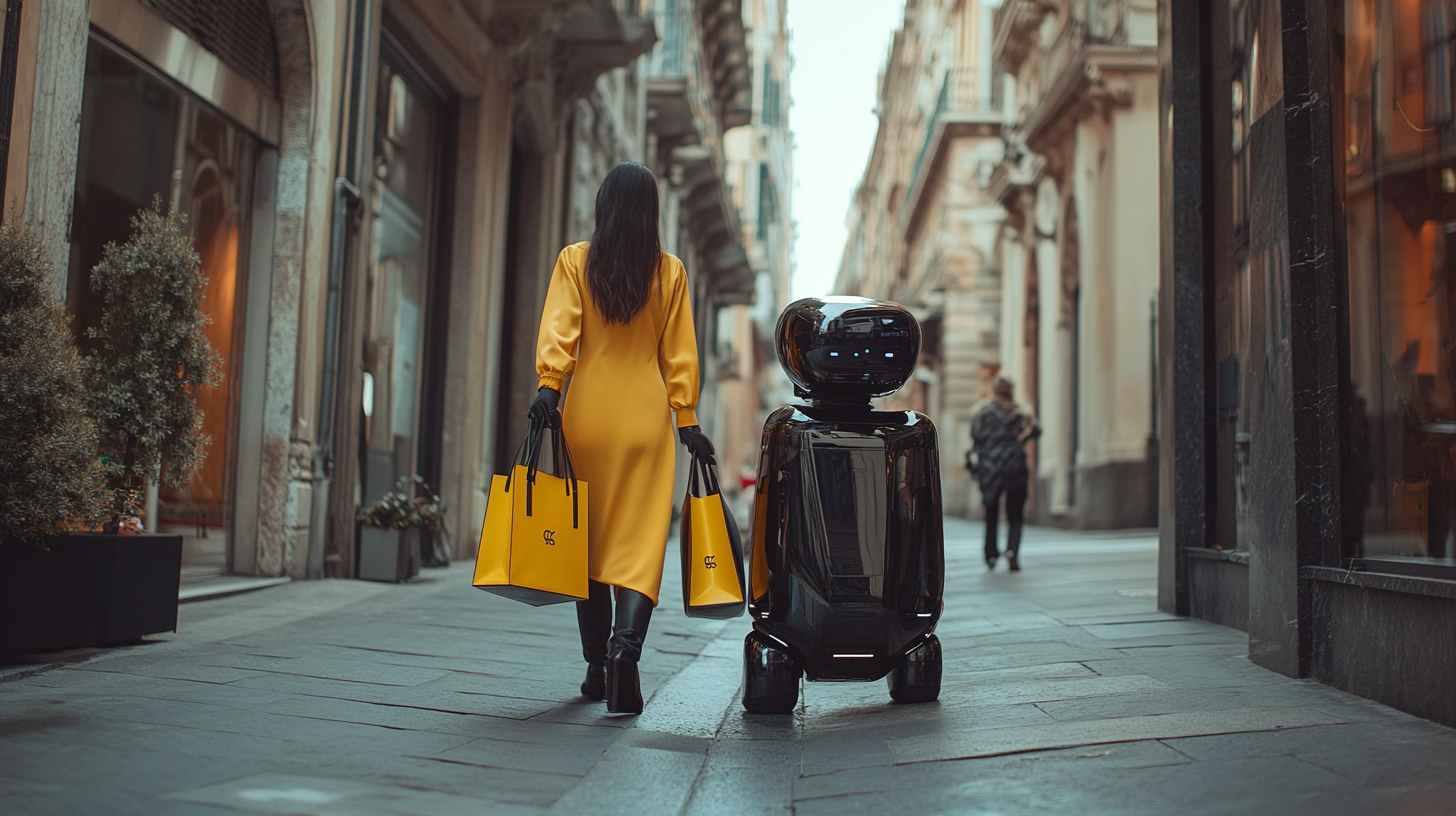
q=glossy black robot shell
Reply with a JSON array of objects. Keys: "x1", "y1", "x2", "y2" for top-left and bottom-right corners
[
  {"x1": 740, "y1": 296, "x2": 944, "y2": 703},
  {"x1": 775, "y1": 297, "x2": 921, "y2": 402}
]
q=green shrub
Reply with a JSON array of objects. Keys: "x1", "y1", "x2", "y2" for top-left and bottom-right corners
[
  {"x1": 0, "y1": 227, "x2": 105, "y2": 543},
  {"x1": 85, "y1": 200, "x2": 222, "y2": 527}
]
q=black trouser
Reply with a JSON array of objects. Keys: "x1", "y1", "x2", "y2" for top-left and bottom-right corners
[{"x1": 984, "y1": 478, "x2": 1028, "y2": 564}]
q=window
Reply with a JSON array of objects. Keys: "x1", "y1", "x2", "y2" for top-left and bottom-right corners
[
  {"x1": 69, "y1": 35, "x2": 261, "y2": 576},
  {"x1": 762, "y1": 68, "x2": 782, "y2": 127},
  {"x1": 1342, "y1": 0, "x2": 1456, "y2": 563},
  {"x1": 758, "y1": 162, "x2": 777, "y2": 241}
]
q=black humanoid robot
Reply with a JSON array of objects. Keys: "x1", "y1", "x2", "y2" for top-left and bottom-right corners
[{"x1": 742, "y1": 296, "x2": 944, "y2": 713}]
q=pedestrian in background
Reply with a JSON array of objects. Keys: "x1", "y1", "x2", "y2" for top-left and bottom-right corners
[
  {"x1": 969, "y1": 377, "x2": 1040, "y2": 571},
  {"x1": 530, "y1": 161, "x2": 714, "y2": 714}
]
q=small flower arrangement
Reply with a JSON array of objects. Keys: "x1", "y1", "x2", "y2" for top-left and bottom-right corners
[{"x1": 357, "y1": 475, "x2": 446, "y2": 534}]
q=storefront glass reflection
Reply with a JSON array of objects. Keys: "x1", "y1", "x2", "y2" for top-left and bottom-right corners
[
  {"x1": 70, "y1": 36, "x2": 259, "y2": 576},
  {"x1": 1343, "y1": 0, "x2": 1456, "y2": 561},
  {"x1": 360, "y1": 52, "x2": 440, "y2": 516},
  {"x1": 1214, "y1": 0, "x2": 1281, "y2": 552}
]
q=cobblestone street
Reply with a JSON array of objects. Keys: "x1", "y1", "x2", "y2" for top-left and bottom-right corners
[{"x1": 3, "y1": 519, "x2": 1454, "y2": 815}]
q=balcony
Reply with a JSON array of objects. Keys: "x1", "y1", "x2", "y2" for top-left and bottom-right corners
[
  {"x1": 901, "y1": 66, "x2": 1002, "y2": 241},
  {"x1": 484, "y1": 1, "x2": 658, "y2": 107},
  {"x1": 646, "y1": 5, "x2": 718, "y2": 148},
  {"x1": 645, "y1": 1, "x2": 753, "y2": 305}
]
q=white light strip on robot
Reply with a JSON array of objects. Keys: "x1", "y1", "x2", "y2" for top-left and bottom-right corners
[
  {"x1": 833, "y1": 654, "x2": 874, "y2": 658},
  {"x1": 916, "y1": 613, "x2": 933, "y2": 617}
]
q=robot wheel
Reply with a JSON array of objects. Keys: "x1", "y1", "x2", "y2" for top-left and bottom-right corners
[
  {"x1": 742, "y1": 631, "x2": 801, "y2": 714},
  {"x1": 887, "y1": 634, "x2": 942, "y2": 704}
]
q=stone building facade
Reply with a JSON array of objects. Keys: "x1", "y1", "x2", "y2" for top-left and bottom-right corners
[
  {"x1": 715, "y1": 0, "x2": 794, "y2": 520},
  {"x1": 835, "y1": 0, "x2": 1159, "y2": 528},
  {"x1": 0, "y1": 0, "x2": 761, "y2": 584},
  {"x1": 834, "y1": 0, "x2": 1006, "y2": 518},
  {"x1": 991, "y1": 0, "x2": 1159, "y2": 528}
]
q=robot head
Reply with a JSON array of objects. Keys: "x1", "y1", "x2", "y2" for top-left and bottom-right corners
[{"x1": 775, "y1": 297, "x2": 921, "y2": 403}]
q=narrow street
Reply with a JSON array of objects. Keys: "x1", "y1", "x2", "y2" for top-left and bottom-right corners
[{"x1": 3, "y1": 519, "x2": 1453, "y2": 815}]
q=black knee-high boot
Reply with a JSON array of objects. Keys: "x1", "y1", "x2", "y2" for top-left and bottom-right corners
[
  {"x1": 576, "y1": 580, "x2": 611, "y2": 700},
  {"x1": 606, "y1": 588, "x2": 653, "y2": 714}
]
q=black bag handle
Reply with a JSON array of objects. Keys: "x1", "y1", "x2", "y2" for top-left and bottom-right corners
[
  {"x1": 504, "y1": 415, "x2": 545, "y2": 493},
  {"x1": 686, "y1": 451, "x2": 721, "y2": 499},
  {"x1": 520, "y1": 413, "x2": 547, "y2": 516},
  {"x1": 552, "y1": 415, "x2": 581, "y2": 529},
  {"x1": 522, "y1": 409, "x2": 581, "y2": 529}
]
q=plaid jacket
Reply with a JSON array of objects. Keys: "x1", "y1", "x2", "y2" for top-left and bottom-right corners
[{"x1": 970, "y1": 399, "x2": 1040, "y2": 498}]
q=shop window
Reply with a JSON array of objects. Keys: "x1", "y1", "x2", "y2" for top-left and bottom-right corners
[
  {"x1": 1342, "y1": 0, "x2": 1456, "y2": 563},
  {"x1": 69, "y1": 35, "x2": 260, "y2": 577}
]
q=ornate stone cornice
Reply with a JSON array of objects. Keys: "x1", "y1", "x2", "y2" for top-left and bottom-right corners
[
  {"x1": 1018, "y1": 43, "x2": 1156, "y2": 154},
  {"x1": 992, "y1": 0, "x2": 1057, "y2": 74}
]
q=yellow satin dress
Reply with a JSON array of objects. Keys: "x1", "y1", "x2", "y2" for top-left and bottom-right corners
[{"x1": 536, "y1": 242, "x2": 700, "y2": 604}]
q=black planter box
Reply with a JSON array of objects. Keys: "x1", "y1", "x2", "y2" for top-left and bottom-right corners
[{"x1": 0, "y1": 533, "x2": 184, "y2": 654}]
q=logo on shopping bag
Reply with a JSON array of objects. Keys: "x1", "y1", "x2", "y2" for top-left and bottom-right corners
[
  {"x1": 704, "y1": 555, "x2": 716, "y2": 569},
  {"x1": 543, "y1": 530, "x2": 556, "y2": 546}
]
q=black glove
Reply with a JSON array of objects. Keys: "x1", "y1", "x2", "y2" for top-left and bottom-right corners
[
  {"x1": 678, "y1": 425, "x2": 715, "y2": 461},
  {"x1": 527, "y1": 386, "x2": 560, "y2": 426}
]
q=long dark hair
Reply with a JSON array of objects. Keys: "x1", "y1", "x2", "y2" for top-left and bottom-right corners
[{"x1": 586, "y1": 162, "x2": 663, "y2": 324}]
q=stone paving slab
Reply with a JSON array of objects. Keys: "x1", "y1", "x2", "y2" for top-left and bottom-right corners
[
  {"x1": 168, "y1": 772, "x2": 521, "y2": 816},
  {"x1": 3, "y1": 518, "x2": 1456, "y2": 814}
]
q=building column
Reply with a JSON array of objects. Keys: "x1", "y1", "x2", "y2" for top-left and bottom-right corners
[
  {"x1": 1157, "y1": 0, "x2": 1214, "y2": 617},
  {"x1": 22, "y1": 0, "x2": 87, "y2": 298},
  {"x1": 255, "y1": 0, "x2": 316, "y2": 577}
]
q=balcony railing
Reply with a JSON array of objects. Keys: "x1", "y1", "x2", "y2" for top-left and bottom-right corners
[
  {"x1": 646, "y1": 5, "x2": 693, "y2": 77},
  {"x1": 908, "y1": 66, "x2": 986, "y2": 199}
]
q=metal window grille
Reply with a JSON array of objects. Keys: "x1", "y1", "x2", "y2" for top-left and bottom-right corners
[{"x1": 142, "y1": 0, "x2": 279, "y2": 95}]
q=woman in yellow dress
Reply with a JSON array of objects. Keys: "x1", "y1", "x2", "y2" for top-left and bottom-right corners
[{"x1": 528, "y1": 161, "x2": 714, "y2": 714}]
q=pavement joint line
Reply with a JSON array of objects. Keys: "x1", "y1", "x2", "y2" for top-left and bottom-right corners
[
  {"x1": 886, "y1": 706, "x2": 1351, "y2": 764},
  {"x1": 67, "y1": 667, "x2": 242, "y2": 685},
  {"x1": 259, "y1": 710, "x2": 477, "y2": 735},
  {"x1": 0, "y1": 662, "x2": 65, "y2": 684},
  {"x1": 275, "y1": 694, "x2": 550, "y2": 719},
  {"x1": 404, "y1": 754, "x2": 587, "y2": 778}
]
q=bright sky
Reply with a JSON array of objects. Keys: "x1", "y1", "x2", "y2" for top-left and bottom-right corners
[{"x1": 786, "y1": 0, "x2": 906, "y2": 300}]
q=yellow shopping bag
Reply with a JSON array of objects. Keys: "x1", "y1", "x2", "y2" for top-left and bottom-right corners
[
  {"x1": 473, "y1": 415, "x2": 589, "y2": 606},
  {"x1": 679, "y1": 452, "x2": 745, "y2": 619}
]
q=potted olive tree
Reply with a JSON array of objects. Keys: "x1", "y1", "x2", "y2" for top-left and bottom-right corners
[
  {"x1": 87, "y1": 201, "x2": 222, "y2": 533},
  {"x1": 1, "y1": 203, "x2": 220, "y2": 654},
  {"x1": 0, "y1": 227, "x2": 110, "y2": 652}
]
